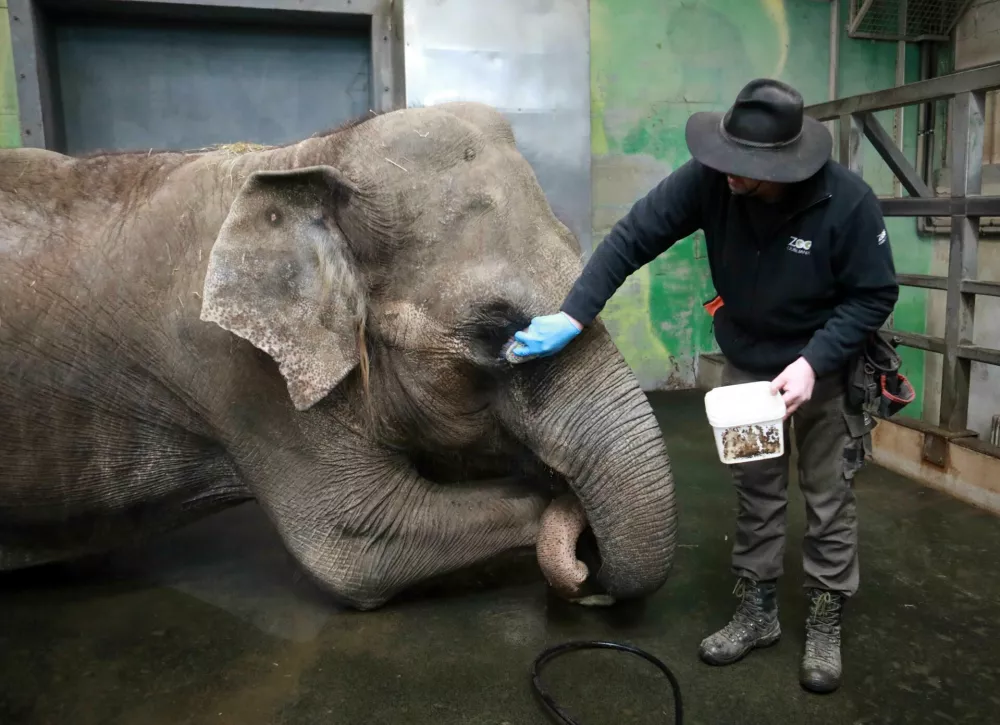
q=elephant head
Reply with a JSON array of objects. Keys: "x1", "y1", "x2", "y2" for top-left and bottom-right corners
[{"x1": 199, "y1": 102, "x2": 678, "y2": 607}]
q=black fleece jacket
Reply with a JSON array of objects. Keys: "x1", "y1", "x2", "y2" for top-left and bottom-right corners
[{"x1": 561, "y1": 158, "x2": 899, "y2": 378}]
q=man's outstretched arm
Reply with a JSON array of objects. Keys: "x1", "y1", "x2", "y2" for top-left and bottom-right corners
[{"x1": 512, "y1": 159, "x2": 706, "y2": 358}]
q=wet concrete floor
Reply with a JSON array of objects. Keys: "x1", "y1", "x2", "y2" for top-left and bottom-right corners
[{"x1": 2, "y1": 389, "x2": 1000, "y2": 724}]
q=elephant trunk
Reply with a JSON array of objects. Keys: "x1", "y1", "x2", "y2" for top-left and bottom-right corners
[{"x1": 505, "y1": 327, "x2": 679, "y2": 600}]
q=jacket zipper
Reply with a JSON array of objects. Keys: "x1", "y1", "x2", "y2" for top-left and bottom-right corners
[
  {"x1": 775, "y1": 193, "x2": 833, "y2": 232},
  {"x1": 750, "y1": 216, "x2": 763, "y2": 324},
  {"x1": 752, "y1": 248, "x2": 760, "y2": 322},
  {"x1": 751, "y1": 193, "x2": 832, "y2": 327}
]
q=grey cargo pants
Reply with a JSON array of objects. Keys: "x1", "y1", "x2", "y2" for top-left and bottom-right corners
[{"x1": 722, "y1": 360, "x2": 873, "y2": 598}]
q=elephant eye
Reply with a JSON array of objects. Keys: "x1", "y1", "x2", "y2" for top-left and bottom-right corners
[
  {"x1": 457, "y1": 299, "x2": 530, "y2": 365},
  {"x1": 470, "y1": 300, "x2": 529, "y2": 333}
]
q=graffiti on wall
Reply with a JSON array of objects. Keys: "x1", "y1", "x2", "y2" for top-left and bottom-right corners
[{"x1": 590, "y1": 0, "x2": 799, "y2": 390}]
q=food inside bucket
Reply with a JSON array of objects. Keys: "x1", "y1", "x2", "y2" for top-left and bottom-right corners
[
  {"x1": 722, "y1": 423, "x2": 782, "y2": 459},
  {"x1": 704, "y1": 380, "x2": 787, "y2": 464}
]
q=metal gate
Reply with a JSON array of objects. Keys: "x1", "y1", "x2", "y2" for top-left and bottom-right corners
[{"x1": 806, "y1": 63, "x2": 1000, "y2": 447}]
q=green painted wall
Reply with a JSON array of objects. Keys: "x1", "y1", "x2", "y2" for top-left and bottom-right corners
[
  {"x1": 591, "y1": 0, "x2": 931, "y2": 420},
  {"x1": 1, "y1": 3, "x2": 19, "y2": 148}
]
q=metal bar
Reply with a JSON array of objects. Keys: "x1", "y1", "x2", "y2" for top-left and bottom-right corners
[
  {"x1": 959, "y1": 345, "x2": 1000, "y2": 367},
  {"x1": 827, "y1": 0, "x2": 839, "y2": 139},
  {"x1": 962, "y1": 280, "x2": 1000, "y2": 297},
  {"x1": 849, "y1": 0, "x2": 877, "y2": 36},
  {"x1": 857, "y1": 112, "x2": 934, "y2": 198},
  {"x1": 967, "y1": 197, "x2": 1000, "y2": 216},
  {"x1": 389, "y1": 0, "x2": 406, "y2": 110},
  {"x1": 847, "y1": 30, "x2": 951, "y2": 43},
  {"x1": 829, "y1": 0, "x2": 839, "y2": 103},
  {"x1": 839, "y1": 114, "x2": 863, "y2": 175},
  {"x1": 893, "y1": 0, "x2": 906, "y2": 198},
  {"x1": 897, "y1": 274, "x2": 947, "y2": 291},
  {"x1": 880, "y1": 197, "x2": 948, "y2": 216},
  {"x1": 915, "y1": 42, "x2": 932, "y2": 194},
  {"x1": 9, "y1": 0, "x2": 52, "y2": 148},
  {"x1": 805, "y1": 63, "x2": 1000, "y2": 120},
  {"x1": 941, "y1": 91, "x2": 986, "y2": 432},
  {"x1": 877, "y1": 196, "x2": 1000, "y2": 217},
  {"x1": 885, "y1": 329, "x2": 946, "y2": 354},
  {"x1": 889, "y1": 276, "x2": 1000, "y2": 297},
  {"x1": 370, "y1": 0, "x2": 396, "y2": 113}
]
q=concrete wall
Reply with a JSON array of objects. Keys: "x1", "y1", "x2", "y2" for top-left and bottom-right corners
[
  {"x1": 924, "y1": 0, "x2": 1000, "y2": 440},
  {"x1": 590, "y1": 0, "x2": 930, "y2": 422}
]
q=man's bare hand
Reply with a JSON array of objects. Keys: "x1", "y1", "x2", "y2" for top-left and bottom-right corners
[{"x1": 770, "y1": 357, "x2": 816, "y2": 418}]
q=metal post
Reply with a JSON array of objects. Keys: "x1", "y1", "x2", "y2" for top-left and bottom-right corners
[
  {"x1": 850, "y1": 0, "x2": 876, "y2": 37},
  {"x1": 893, "y1": 0, "x2": 906, "y2": 197},
  {"x1": 839, "y1": 113, "x2": 863, "y2": 175},
  {"x1": 940, "y1": 90, "x2": 986, "y2": 432},
  {"x1": 857, "y1": 111, "x2": 933, "y2": 197},
  {"x1": 915, "y1": 41, "x2": 933, "y2": 217},
  {"x1": 827, "y1": 0, "x2": 840, "y2": 139}
]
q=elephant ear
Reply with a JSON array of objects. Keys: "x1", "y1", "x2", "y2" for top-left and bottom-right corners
[{"x1": 201, "y1": 165, "x2": 366, "y2": 411}]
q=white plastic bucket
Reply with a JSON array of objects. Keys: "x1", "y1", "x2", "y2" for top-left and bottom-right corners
[{"x1": 704, "y1": 380, "x2": 787, "y2": 465}]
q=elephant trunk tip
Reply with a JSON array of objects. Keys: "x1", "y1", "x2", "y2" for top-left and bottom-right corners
[
  {"x1": 597, "y1": 565, "x2": 673, "y2": 601},
  {"x1": 535, "y1": 494, "x2": 590, "y2": 598},
  {"x1": 535, "y1": 492, "x2": 676, "y2": 603},
  {"x1": 596, "y1": 528, "x2": 678, "y2": 601}
]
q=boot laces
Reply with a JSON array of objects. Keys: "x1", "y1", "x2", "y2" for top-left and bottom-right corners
[
  {"x1": 805, "y1": 591, "x2": 842, "y2": 653},
  {"x1": 722, "y1": 578, "x2": 770, "y2": 636}
]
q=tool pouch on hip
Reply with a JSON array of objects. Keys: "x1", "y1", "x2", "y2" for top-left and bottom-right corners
[{"x1": 846, "y1": 331, "x2": 916, "y2": 420}]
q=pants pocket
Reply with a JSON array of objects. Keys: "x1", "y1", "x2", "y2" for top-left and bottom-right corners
[{"x1": 842, "y1": 410, "x2": 875, "y2": 482}]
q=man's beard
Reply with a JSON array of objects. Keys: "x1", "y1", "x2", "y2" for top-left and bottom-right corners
[{"x1": 728, "y1": 178, "x2": 762, "y2": 196}]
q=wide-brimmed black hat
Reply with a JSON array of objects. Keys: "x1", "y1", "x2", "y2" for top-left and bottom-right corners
[{"x1": 685, "y1": 78, "x2": 832, "y2": 184}]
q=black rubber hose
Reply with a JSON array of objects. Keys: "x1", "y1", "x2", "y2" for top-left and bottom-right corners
[{"x1": 531, "y1": 640, "x2": 684, "y2": 724}]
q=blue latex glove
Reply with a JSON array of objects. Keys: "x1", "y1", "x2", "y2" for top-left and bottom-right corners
[{"x1": 509, "y1": 312, "x2": 582, "y2": 359}]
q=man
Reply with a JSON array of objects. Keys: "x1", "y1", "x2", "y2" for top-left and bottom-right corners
[{"x1": 510, "y1": 78, "x2": 898, "y2": 693}]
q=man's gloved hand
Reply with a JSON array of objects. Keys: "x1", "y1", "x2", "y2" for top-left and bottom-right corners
[{"x1": 510, "y1": 312, "x2": 583, "y2": 359}]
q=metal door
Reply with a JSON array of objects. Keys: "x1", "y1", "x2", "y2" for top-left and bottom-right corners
[{"x1": 52, "y1": 16, "x2": 371, "y2": 154}]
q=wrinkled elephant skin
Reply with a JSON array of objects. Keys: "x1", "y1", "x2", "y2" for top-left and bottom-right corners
[
  {"x1": 0, "y1": 103, "x2": 678, "y2": 609},
  {"x1": 537, "y1": 495, "x2": 589, "y2": 598}
]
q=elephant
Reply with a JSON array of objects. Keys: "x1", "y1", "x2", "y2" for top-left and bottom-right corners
[{"x1": 0, "y1": 101, "x2": 678, "y2": 610}]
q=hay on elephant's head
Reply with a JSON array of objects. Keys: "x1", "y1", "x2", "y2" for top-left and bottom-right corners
[{"x1": 210, "y1": 142, "x2": 272, "y2": 156}]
